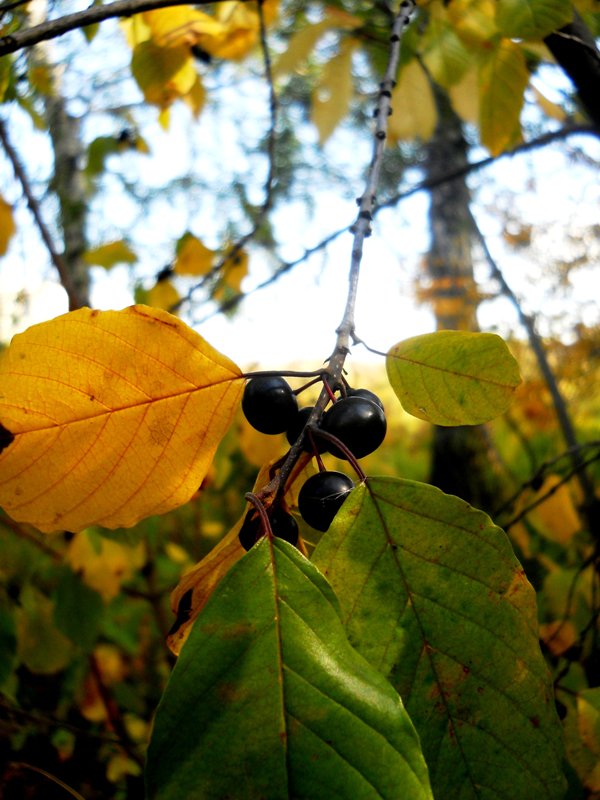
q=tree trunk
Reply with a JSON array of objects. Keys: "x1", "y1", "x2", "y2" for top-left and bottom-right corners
[{"x1": 423, "y1": 86, "x2": 501, "y2": 512}]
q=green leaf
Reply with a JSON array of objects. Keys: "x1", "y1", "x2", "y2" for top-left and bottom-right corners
[
  {"x1": 16, "y1": 585, "x2": 74, "y2": 674},
  {"x1": 313, "y1": 478, "x2": 566, "y2": 800},
  {"x1": 495, "y1": 0, "x2": 573, "y2": 40},
  {"x1": 146, "y1": 538, "x2": 433, "y2": 800},
  {"x1": 53, "y1": 567, "x2": 104, "y2": 651},
  {"x1": 479, "y1": 39, "x2": 529, "y2": 156},
  {"x1": 386, "y1": 330, "x2": 521, "y2": 425},
  {"x1": 0, "y1": 601, "x2": 17, "y2": 686}
]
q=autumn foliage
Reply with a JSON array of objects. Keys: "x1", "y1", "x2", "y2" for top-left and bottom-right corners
[{"x1": 1, "y1": 1, "x2": 599, "y2": 799}]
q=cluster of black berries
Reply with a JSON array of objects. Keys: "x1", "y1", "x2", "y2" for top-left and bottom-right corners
[{"x1": 239, "y1": 375, "x2": 386, "y2": 549}]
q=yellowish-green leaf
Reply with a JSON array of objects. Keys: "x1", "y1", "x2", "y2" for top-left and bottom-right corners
[
  {"x1": 527, "y1": 475, "x2": 582, "y2": 544},
  {"x1": 449, "y1": 66, "x2": 479, "y2": 123},
  {"x1": 446, "y1": 0, "x2": 498, "y2": 48},
  {"x1": 386, "y1": 330, "x2": 521, "y2": 425},
  {"x1": 479, "y1": 39, "x2": 529, "y2": 156},
  {"x1": 83, "y1": 240, "x2": 137, "y2": 269},
  {"x1": 496, "y1": 0, "x2": 573, "y2": 40},
  {"x1": 311, "y1": 38, "x2": 356, "y2": 145},
  {"x1": 66, "y1": 531, "x2": 146, "y2": 601},
  {"x1": 272, "y1": 19, "x2": 333, "y2": 78},
  {"x1": 131, "y1": 40, "x2": 197, "y2": 108},
  {"x1": 0, "y1": 195, "x2": 16, "y2": 256},
  {"x1": 16, "y1": 586, "x2": 74, "y2": 674},
  {"x1": 421, "y1": 5, "x2": 472, "y2": 88},
  {"x1": 565, "y1": 689, "x2": 600, "y2": 793},
  {"x1": 388, "y1": 59, "x2": 437, "y2": 144},
  {"x1": 0, "y1": 305, "x2": 243, "y2": 532},
  {"x1": 0, "y1": 55, "x2": 10, "y2": 102},
  {"x1": 174, "y1": 232, "x2": 215, "y2": 276}
]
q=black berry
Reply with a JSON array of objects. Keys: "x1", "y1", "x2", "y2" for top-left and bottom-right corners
[
  {"x1": 238, "y1": 506, "x2": 299, "y2": 551},
  {"x1": 242, "y1": 376, "x2": 298, "y2": 435},
  {"x1": 322, "y1": 396, "x2": 386, "y2": 459},
  {"x1": 298, "y1": 471, "x2": 354, "y2": 532},
  {"x1": 346, "y1": 387, "x2": 384, "y2": 411},
  {"x1": 286, "y1": 406, "x2": 327, "y2": 453}
]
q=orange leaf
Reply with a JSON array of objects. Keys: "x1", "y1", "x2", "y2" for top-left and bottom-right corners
[
  {"x1": 174, "y1": 232, "x2": 215, "y2": 276},
  {"x1": 0, "y1": 306, "x2": 243, "y2": 532}
]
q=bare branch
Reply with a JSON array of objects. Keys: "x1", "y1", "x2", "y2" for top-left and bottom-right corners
[
  {"x1": 0, "y1": 117, "x2": 85, "y2": 310},
  {"x1": 469, "y1": 209, "x2": 598, "y2": 523},
  {"x1": 199, "y1": 123, "x2": 597, "y2": 322},
  {"x1": 0, "y1": 0, "x2": 220, "y2": 56}
]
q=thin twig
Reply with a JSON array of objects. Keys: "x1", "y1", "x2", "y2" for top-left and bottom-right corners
[
  {"x1": 0, "y1": 117, "x2": 84, "y2": 310},
  {"x1": 469, "y1": 208, "x2": 598, "y2": 524},
  {"x1": 171, "y1": 0, "x2": 278, "y2": 314},
  {"x1": 198, "y1": 123, "x2": 597, "y2": 322},
  {"x1": 254, "y1": 1, "x2": 417, "y2": 504},
  {"x1": 502, "y1": 450, "x2": 600, "y2": 530},
  {"x1": 494, "y1": 439, "x2": 600, "y2": 518}
]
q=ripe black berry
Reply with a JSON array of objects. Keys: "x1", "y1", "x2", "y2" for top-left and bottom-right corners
[
  {"x1": 286, "y1": 407, "x2": 327, "y2": 453},
  {"x1": 238, "y1": 506, "x2": 299, "y2": 551},
  {"x1": 242, "y1": 376, "x2": 298, "y2": 435},
  {"x1": 322, "y1": 396, "x2": 386, "y2": 459},
  {"x1": 298, "y1": 471, "x2": 354, "y2": 532},
  {"x1": 346, "y1": 387, "x2": 384, "y2": 410}
]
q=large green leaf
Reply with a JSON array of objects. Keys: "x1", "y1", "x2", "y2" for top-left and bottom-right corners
[
  {"x1": 495, "y1": 0, "x2": 572, "y2": 40},
  {"x1": 386, "y1": 330, "x2": 521, "y2": 425},
  {"x1": 146, "y1": 538, "x2": 432, "y2": 800},
  {"x1": 313, "y1": 478, "x2": 566, "y2": 800}
]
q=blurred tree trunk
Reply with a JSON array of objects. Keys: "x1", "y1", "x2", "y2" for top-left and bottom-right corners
[
  {"x1": 423, "y1": 86, "x2": 501, "y2": 512},
  {"x1": 28, "y1": 0, "x2": 90, "y2": 309}
]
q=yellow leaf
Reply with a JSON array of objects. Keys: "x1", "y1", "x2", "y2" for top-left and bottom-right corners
[
  {"x1": 67, "y1": 531, "x2": 146, "y2": 601},
  {"x1": 529, "y1": 475, "x2": 582, "y2": 544},
  {"x1": 421, "y1": 4, "x2": 472, "y2": 88},
  {"x1": 531, "y1": 85, "x2": 567, "y2": 122},
  {"x1": 0, "y1": 195, "x2": 16, "y2": 257},
  {"x1": 238, "y1": 415, "x2": 287, "y2": 468},
  {"x1": 446, "y1": 0, "x2": 498, "y2": 48},
  {"x1": 0, "y1": 306, "x2": 243, "y2": 532},
  {"x1": 146, "y1": 277, "x2": 181, "y2": 311},
  {"x1": 143, "y1": 7, "x2": 224, "y2": 48},
  {"x1": 272, "y1": 19, "x2": 332, "y2": 78},
  {"x1": 479, "y1": 39, "x2": 529, "y2": 155},
  {"x1": 182, "y1": 75, "x2": 206, "y2": 118},
  {"x1": 539, "y1": 619, "x2": 579, "y2": 656},
  {"x1": 120, "y1": 15, "x2": 152, "y2": 48},
  {"x1": 83, "y1": 240, "x2": 137, "y2": 269},
  {"x1": 174, "y1": 232, "x2": 215, "y2": 276},
  {"x1": 311, "y1": 38, "x2": 356, "y2": 145},
  {"x1": 199, "y1": 2, "x2": 259, "y2": 60},
  {"x1": 131, "y1": 40, "x2": 197, "y2": 108},
  {"x1": 388, "y1": 59, "x2": 437, "y2": 144},
  {"x1": 449, "y1": 67, "x2": 480, "y2": 123}
]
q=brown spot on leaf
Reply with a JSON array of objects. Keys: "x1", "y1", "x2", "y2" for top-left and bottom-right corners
[
  {"x1": 0, "y1": 423, "x2": 15, "y2": 453},
  {"x1": 529, "y1": 716, "x2": 540, "y2": 728}
]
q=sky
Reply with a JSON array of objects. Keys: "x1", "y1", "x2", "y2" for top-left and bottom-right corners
[{"x1": 1, "y1": 20, "x2": 599, "y2": 374}]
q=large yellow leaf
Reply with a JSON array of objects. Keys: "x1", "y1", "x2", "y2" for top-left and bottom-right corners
[
  {"x1": 479, "y1": 39, "x2": 529, "y2": 156},
  {"x1": 388, "y1": 59, "x2": 437, "y2": 144},
  {"x1": 446, "y1": 0, "x2": 498, "y2": 48},
  {"x1": 311, "y1": 38, "x2": 356, "y2": 145},
  {"x1": 449, "y1": 67, "x2": 480, "y2": 123},
  {"x1": 0, "y1": 195, "x2": 16, "y2": 257},
  {"x1": 0, "y1": 306, "x2": 243, "y2": 532}
]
